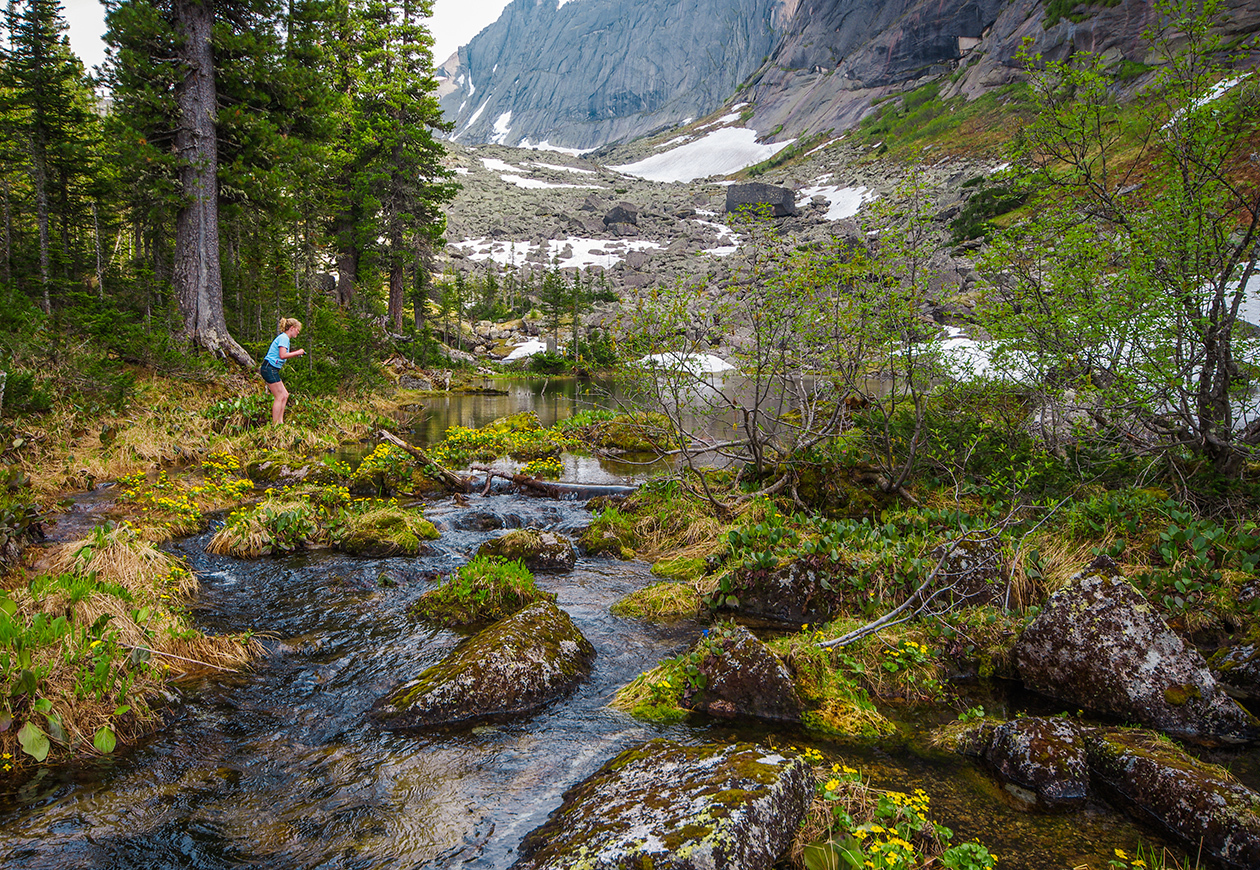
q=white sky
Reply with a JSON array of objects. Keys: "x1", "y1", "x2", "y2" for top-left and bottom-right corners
[{"x1": 55, "y1": 0, "x2": 514, "y2": 76}]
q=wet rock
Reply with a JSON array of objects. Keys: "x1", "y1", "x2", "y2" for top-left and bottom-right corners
[
  {"x1": 510, "y1": 739, "x2": 811, "y2": 870},
  {"x1": 370, "y1": 600, "x2": 595, "y2": 729},
  {"x1": 725, "y1": 182, "x2": 798, "y2": 217},
  {"x1": 1085, "y1": 728, "x2": 1260, "y2": 870},
  {"x1": 985, "y1": 717, "x2": 1089, "y2": 812},
  {"x1": 1014, "y1": 572, "x2": 1259, "y2": 746},
  {"x1": 929, "y1": 534, "x2": 1009, "y2": 606},
  {"x1": 685, "y1": 624, "x2": 803, "y2": 722},
  {"x1": 1211, "y1": 643, "x2": 1260, "y2": 700},
  {"x1": 477, "y1": 528, "x2": 576, "y2": 573}
]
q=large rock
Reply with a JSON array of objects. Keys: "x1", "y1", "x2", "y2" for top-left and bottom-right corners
[
  {"x1": 1086, "y1": 728, "x2": 1260, "y2": 870},
  {"x1": 510, "y1": 739, "x2": 812, "y2": 870},
  {"x1": 1212, "y1": 643, "x2": 1260, "y2": 700},
  {"x1": 985, "y1": 717, "x2": 1089, "y2": 812},
  {"x1": 725, "y1": 183, "x2": 798, "y2": 217},
  {"x1": 602, "y1": 202, "x2": 639, "y2": 227},
  {"x1": 477, "y1": 528, "x2": 577, "y2": 573},
  {"x1": 370, "y1": 600, "x2": 595, "y2": 729},
  {"x1": 929, "y1": 534, "x2": 1009, "y2": 606},
  {"x1": 1014, "y1": 572, "x2": 1259, "y2": 746},
  {"x1": 716, "y1": 556, "x2": 858, "y2": 624},
  {"x1": 685, "y1": 624, "x2": 803, "y2": 722}
]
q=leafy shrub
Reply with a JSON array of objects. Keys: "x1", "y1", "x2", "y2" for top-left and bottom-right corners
[
  {"x1": 0, "y1": 369, "x2": 52, "y2": 416},
  {"x1": 526, "y1": 351, "x2": 568, "y2": 374}
]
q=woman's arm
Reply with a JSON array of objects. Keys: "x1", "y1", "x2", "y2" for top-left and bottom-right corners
[{"x1": 278, "y1": 346, "x2": 305, "y2": 360}]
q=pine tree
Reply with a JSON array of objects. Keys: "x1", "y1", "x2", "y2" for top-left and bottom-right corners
[{"x1": 2, "y1": 0, "x2": 98, "y2": 312}]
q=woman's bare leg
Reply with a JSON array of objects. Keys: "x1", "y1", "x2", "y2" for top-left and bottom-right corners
[{"x1": 267, "y1": 380, "x2": 289, "y2": 424}]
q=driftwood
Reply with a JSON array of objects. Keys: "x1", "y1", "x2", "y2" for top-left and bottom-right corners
[
  {"x1": 471, "y1": 465, "x2": 566, "y2": 498},
  {"x1": 378, "y1": 430, "x2": 472, "y2": 492}
]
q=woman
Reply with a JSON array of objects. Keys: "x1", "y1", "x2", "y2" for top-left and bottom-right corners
[{"x1": 260, "y1": 318, "x2": 306, "y2": 424}]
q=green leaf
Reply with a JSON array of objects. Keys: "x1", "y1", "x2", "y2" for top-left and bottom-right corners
[
  {"x1": 113, "y1": 704, "x2": 131, "y2": 717},
  {"x1": 803, "y1": 843, "x2": 841, "y2": 870},
  {"x1": 93, "y1": 726, "x2": 117, "y2": 754},
  {"x1": 18, "y1": 721, "x2": 50, "y2": 761},
  {"x1": 0, "y1": 710, "x2": 11, "y2": 732},
  {"x1": 0, "y1": 596, "x2": 15, "y2": 617}
]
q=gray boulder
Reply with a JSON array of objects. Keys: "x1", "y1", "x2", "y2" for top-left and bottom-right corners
[
  {"x1": 985, "y1": 717, "x2": 1089, "y2": 812},
  {"x1": 510, "y1": 739, "x2": 812, "y2": 870},
  {"x1": 603, "y1": 202, "x2": 639, "y2": 226},
  {"x1": 929, "y1": 534, "x2": 1009, "y2": 606},
  {"x1": 1086, "y1": 728, "x2": 1260, "y2": 870},
  {"x1": 1014, "y1": 572, "x2": 1259, "y2": 746},
  {"x1": 725, "y1": 182, "x2": 798, "y2": 217},
  {"x1": 686, "y1": 624, "x2": 803, "y2": 722},
  {"x1": 370, "y1": 600, "x2": 594, "y2": 729}
]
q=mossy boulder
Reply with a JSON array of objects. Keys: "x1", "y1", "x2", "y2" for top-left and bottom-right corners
[
  {"x1": 370, "y1": 600, "x2": 594, "y2": 729},
  {"x1": 685, "y1": 625, "x2": 803, "y2": 723},
  {"x1": 333, "y1": 506, "x2": 440, "y2": 557},
  {"x1": 510, "y1": 739, "x2": 812, "y2": 870},
  {"x1": 1014, "y1": 572, "x2": 1260, "y2": 746},
  {"x1": 477, "y1": 528, "x2": 576, "y2": 572},
  {"x1": 245, "y1": 452, "x2": 341, "y2": 486},
  {"x1": 1085, "y1": 728, "x2": 1260, "y2": 869},
  {"x1": 984, "y1": 717, "x2": 1090, "y2": 812},
  {"x1": 578, "y1": 509, "x2": 635, "y2": 559}
]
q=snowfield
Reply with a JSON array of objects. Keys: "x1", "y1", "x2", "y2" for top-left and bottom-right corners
[{"x1": 610, "y1": 128, "x2": 793, "y2": 183}]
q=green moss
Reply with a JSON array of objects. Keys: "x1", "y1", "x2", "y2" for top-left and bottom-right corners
[
  {"x1": 651, "y1": 556, "x2": 706, "y2": 583},
  {"x1": 333, "y1": 503, "x2": 439, "y2": 556},
  {"x1": 581, "y1": 507, "x2": 636, "y2": 558},
  {"x1": 611, "y1": 581, "x2": 701, "y2": 620},
  {"x1": 1163, "y1": 682, "x2": 1202, "y2": 706}
]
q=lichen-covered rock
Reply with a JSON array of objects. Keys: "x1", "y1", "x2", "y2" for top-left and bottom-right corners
[
  {"x1": 929, "y1": 534, "x2": 1008, "y2": 606},
  {"x1": 985, "y1": 717, "x2": 1089, "y2": 812},
  {"x1": 1085, "y1": 728, "x2": 1260, "y2": 870},
  {"x1": 1211, "y1": 643, "x2": 1260, "y2": 700},
  {"x1": 478, "y1": 528, "x2": 576, "y2": 572},
  {"x1": 370, "y1": 600, "x2": 594, "y2": 729},
  {"x1": 1014, "y1": 572, "x2": 1259, "y2": 746},
  {"x1": 715, "y1": 556, "x2": 863, "y2": 625},
  {"x1": 510, "y1": 739, "x2": 812, "y2": 870},
  {"x1": 726, "y1": 182, "x2": 798, "y2": 217},
  {"x1": 686, "y1": 625, "x2": 802, "y2": 722}
]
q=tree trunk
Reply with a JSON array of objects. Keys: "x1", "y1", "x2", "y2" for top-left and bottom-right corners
[
  {"x1": 30, "y1": 131, "x2": 50, "y2": 313},
  {"x1": 388, "y1": 257, "x2": 405, "y2": 331},
  {"x1": 171, "y1": 0, "x2": 253, "y2": 367},
  {"x1": 335, "y1": 211, "x2": 357, "y2": 307}
]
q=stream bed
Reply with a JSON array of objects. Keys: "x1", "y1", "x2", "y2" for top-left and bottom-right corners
[{"x1": 0, "y1": 379, "x2": 1240, "y2": 869}]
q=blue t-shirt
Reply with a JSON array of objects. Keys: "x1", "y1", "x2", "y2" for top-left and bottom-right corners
[{"x1": 265, "y1": 333, "x2": 290, "y2": 368}]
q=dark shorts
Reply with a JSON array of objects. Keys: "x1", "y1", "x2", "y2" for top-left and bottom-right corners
[{"x1": 260, "y1": 361, "x2": 283, "y2": 384}]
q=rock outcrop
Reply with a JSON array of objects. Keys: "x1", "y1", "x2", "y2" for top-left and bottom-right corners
[
  {"x1": 726, "y1": 183, "x2": 798, "y2": 217},
  {"x1": 685, "y1": 624, "x2": 803, "y2": 722},
  {"x1": 370, "y1": 600, "x2": 595, "y2": 729},
  {"x1": 1212, "y1": 642, "x2": 1260, "y2": 700},
  {"x1": 510, "y1": 739, "x2": 812, "y2": 870},
  {"x1": 1013, "y1": 572, "x2": 1260, "y2": 746},
  {"x1": 1086, "y1": 728, "x2": 1260, "y2": 870}
]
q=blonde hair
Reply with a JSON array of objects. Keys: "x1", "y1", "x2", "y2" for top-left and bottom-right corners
[{"x1": 278, "y1": 317, "x2": 302, "y2": 333}]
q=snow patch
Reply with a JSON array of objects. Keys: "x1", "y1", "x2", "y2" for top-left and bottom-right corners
[
  {"x1": 796, "y1": 184, "x2": 877, "y2": 220},
  {"x1": 611, "y1": 128, "x2": 793, "y2": 183},
  {"x1": 480, "y1": 157, "x2": 520, "y2": 173},
  {"x1": 498, "y1": 174, "x2": 604, "y2": 190},
  {"x1": 490, "y1": 111, "x2": 513, "y2": 145},
  {"x1": 453, "y1": 237, "x2": 660, "y2": 270},
  {"x1": 504, "y1": 339, "x2": 548, "y2": 362},
  {"x1": 453, "y1": 167, "x2": 470, "y2": 175},
  {"x1": 518, "y1": 139, "x2": 592, "y2": 156},
  {"x1": 464, "y1": 100, "x2": 489, "y2": 129},
  {"x1": 637, "y1": 352, "x2": 735, "y2": 374},
  {"x1": 525, "y1": 161, "x2": 597, "y2": 175}
]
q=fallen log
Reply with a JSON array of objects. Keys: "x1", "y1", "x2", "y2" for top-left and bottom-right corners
[
  {"x1": 378, "y1": 430, "x2": 472, "y2": 493},
  {"x1": 471, "y1": 466, "x2": 565, "y2": 498}
]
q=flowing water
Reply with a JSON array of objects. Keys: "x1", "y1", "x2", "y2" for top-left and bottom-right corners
[{"x1": 0, "y1": 380, "x2": 1243, "y2": 869}]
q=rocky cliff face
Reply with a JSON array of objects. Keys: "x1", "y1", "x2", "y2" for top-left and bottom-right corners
[
  {"x1": 438, "y1": 0, "x2": 779, "y2": 150},
  {"x1": 440, "y1": 0, "x2": 1260, "y2": 149}
]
